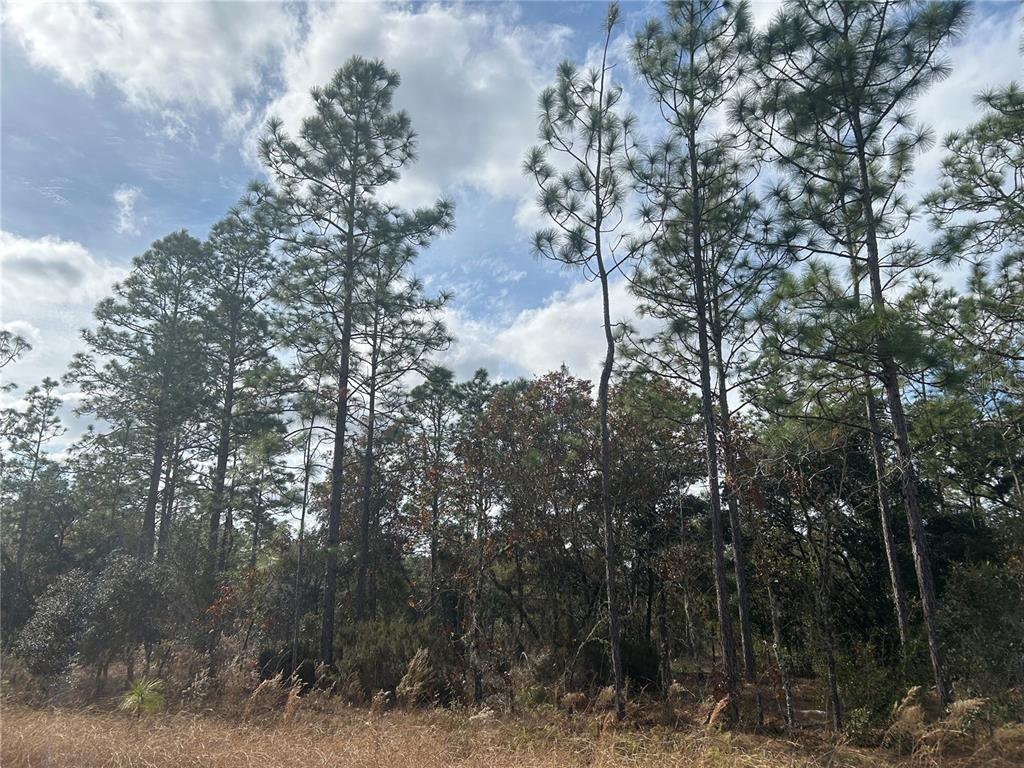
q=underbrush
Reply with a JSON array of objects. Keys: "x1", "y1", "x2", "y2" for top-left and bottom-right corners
[
  {"x1": 3, "y1": 646, "x2": 1023, "y2": 768},
  {"x1": 0, "y1": 701, "x2": 891, "y2": 768},
  {"x1": 5, "y1": 697, "x2": 1024, "y2": 768}
]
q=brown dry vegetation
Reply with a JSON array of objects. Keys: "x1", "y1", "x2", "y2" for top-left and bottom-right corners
[{"x1": 3, "y1": 701, "x2": 1023, "y2": 768}]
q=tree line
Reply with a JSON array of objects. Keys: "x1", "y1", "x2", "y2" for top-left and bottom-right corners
[{"x1": 2, "y1": 0, "x2": 1021, "y2": 730}]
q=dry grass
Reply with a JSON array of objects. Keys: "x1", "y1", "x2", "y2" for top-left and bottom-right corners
[{"x1": 3, "y1": 700, "x2": 1022, "y2": 768}]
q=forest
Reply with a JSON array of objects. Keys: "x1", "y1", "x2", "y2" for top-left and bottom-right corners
[{"x1": 1, "y1": 1, "x2": 1022, "y2": 766}]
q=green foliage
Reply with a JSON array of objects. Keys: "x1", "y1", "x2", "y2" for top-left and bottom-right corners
[
  {"x1": 119, "y1": 678, "x2": 165, "y2": 718},
  {"x1": 13, "y1": 570, "x2": 94, "y2": 677},
  {"x1": 834, "y1": 641, "x2": 909, "y2": 726},
  {"x1": 941, "y1": 561, "x2": 1024, "y2": 696},
  {"x1": 12, "y1": 557, "x2": 173, "y2": 679},
  {"x1": 334, "y1": 619, "x2": 449, "y2": 701},
  {"x1": 6, "y1": 8, "x2": 1023, "y2": 734},
  {"x1": 80, "y1": 556, "x2": 173, "y2": 667}
]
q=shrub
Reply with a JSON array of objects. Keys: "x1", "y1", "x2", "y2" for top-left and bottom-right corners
[
  {"x1": 835, "y1": 640, "x2": 912, "y2": 726},
  {"x1": 577, "y1": 636, "x2": 659, "y2": 690},
  {"x1": 396, "y1": 648, "x2": 439, "y2": 707},
  {"x1": 119, "y1": 678, "x2": 165, "y2": 718},
  {"x1": 82, "y1": 556, "x2": 173, "y2": 669},
  {"x1": 334, "y1": 619, "x2": 447, "y2": 701},
  {"x1": 940, "y1": 561, "x2": 1024, "y2": 696},
  {"x1": 13, "y1": 570, "x2": 95, "y2": 677}
]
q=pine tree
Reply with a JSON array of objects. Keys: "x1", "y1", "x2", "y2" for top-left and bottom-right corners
[
  {"x1": 1, "y1": 377, "x2": 64, "y2": 621},
  {"x1": 736, "y1": 0, "x2": 970, "y2": 704},
  {"x1": 69, "y1": 232, "x2": 210, "y2": 561},
  {"x1": 351, "y1": 246, "x2": 449, "y2": 622},
  {"x1": 523, "y1": 1, "x2": 635, "y2": 719},
  {"x1": 202, "y1": 195, "x2": 280, "y2": 575},
  {"x1": 630, "y1": 0, "x2": 755, "y2": 687},
  {"x1": 261, "y1": 57, "x2": 453, "y2": 666}
]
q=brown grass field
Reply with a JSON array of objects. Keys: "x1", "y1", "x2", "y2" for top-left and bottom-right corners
[{"x1": 3, "y1": 701, "x2": 1024, "y2": 768}]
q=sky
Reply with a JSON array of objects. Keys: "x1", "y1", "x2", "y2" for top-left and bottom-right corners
[{"x1": 1, "y1": 0, "x2": 1021, "y2": 437}]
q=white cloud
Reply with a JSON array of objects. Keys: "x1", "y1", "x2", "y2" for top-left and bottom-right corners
[
  {"x1": 440, "y1": 277, "x2": 654, "y2": 381},
  {"x1": 254, "y1": 3, "x2": 569, "y2": 209},
  {"x1": 6, "y1": 2, "x2": 571, "y2": 209},
  {"x1": 0, "y1": 231, "x2": 124, "y2": 391},
  {"x1": 749, "y1": 0, "x2": 785, "y2": 29},
  {"x1": 4, "y1": 2, "x2": 298, "y2": 117},
  {"x1": 0, "y1": 231, "x2": 121, "y2": 308},
  {"x1": 1, "y1": 319, "x2": 41, "y2": 346},
  {"x1": 113, "y1": 185, "x2": 142, "y2": 235},
  {"x1": 912, "y1": 5, "x2": 1023, "y2": 196}
]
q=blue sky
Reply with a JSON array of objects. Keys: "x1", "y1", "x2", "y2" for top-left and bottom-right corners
[{"x1": 2, "y1": 1, "x2": 1021, "y2": 431}]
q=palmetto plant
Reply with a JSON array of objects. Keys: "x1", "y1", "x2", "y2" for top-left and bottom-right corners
[{"x1": 119, "y1": 678, "x2": 165, "y2": 718}]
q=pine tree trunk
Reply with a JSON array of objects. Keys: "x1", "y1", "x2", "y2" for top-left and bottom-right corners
[
  {"x1": 355, "y1": 342, "x2": 378, "y2": 622},
  {"x1": 864, "y1": 384, "x2": 911, "y2": 646},
  {"x1": 658, "y1": 578, "x2": 671, "y2": 692},
  {"x1": 12, "y1": 424, "x2": 45, "y2": 604},
  {"x1": 687, "y1": 124, "x2": 736, "y2": 686},
  {"x1": 156, "y1": 435, "x2": 179, "y2": 560},
  {"x1": 591, "y1": 14, "x2": 625, "y2": 720},
  {"x1": 319, "y1": 186, "x2": 358, "y2": 667},
  {"x1": 140, "y1": 431, "x2": 166, "y2": 561},
  {"x1": 851, "y1": 112, "x2": 950, "y2": 705},
  {"x1": 290, "y1": 420, "x2": 314, "y2": 675},
  {"x1": 711, "y1": 297, "x2": 755, "y2": 681},
  {"x1": 468, "y1": 497, "x2": 488, "y2": 705},
  {"x1": 849, "y1": 251, "x2": 911, "y2": 648},
  {"x1": 767, "y1": 581, "x2": 794, "y2": 729},
  {"x1": 596, "y1": 257, "x2": 625, "y2": 720},
  {"x1": 208, "y1": 348, "x2": 236, "y2": 566}
]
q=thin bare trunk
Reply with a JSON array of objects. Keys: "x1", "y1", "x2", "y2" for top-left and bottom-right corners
[
  {"x1": 767, "y1": 581, "x2": 794, "y2": 729},
  {"x1": 320, "y1": 184, "x2": 358, "y2": 666},
  {"x1": 711, "y1": 297, "x2": 755, "y2": 681},
  {"x1": 140, "y1": 431, "x2": 166, "y2": 561},
  {"x1": 851, "y1": 111, "x2": 949, "y2": 705}
]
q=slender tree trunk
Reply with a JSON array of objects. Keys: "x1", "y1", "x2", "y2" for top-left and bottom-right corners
[
  {"x1": 687, "y1": 122, "x2": 736, "y2": 685},
  {"x1": 658, "y1": 578, "x2": 671, "y2": 692},
  {"x1": 468, "y1": 497, "x2": 488, "y2": 705},
  {"x1": 767, "y1": 581, "x2": 794, "y2": 729},
  {"x1": 596, "y1": 262, "x2": 625, "y2": 720},
  {"x1": 208, "y1": 345, "x2": 237, "y2": 566},
  {"x1": 805, "y1": 501, "x2": 841, "y2": 730},
  {"x1": 682, "y1": 586, "x2": 695, "y2": 655},
  {"x1": 864, "y1": 384, "x2": 911, "y2": 646},
  {"x1": 156, "y1": 434, "x2": 179, "y2": 560},
  {"x1": 140, "y1": 430, "x2": 166, "y2": 560},
  {"x1": 12, "y1": 423, "x2": 45, "y2": 604},
  {"x1": 851, "y1": 112, "x2": 950, "y2": 705},
  {"x1": 108, "y1": 422, "x2": 132, "y2": 525},
  {"x1": 320, "y1": 196, "x2": 358, "y2": 667},
  {"x1": 250, "y1": 509, "x2": 261, "y2": 570},
  {"x1": 430, "y1": 490, "x2": 440, "y2": 609},
  {"x1": 218, "y1": 455, "x2": 237, "y2": 573},
  {"x1": 590, "y1": 15, "x2": 625, "y2": 720},
  {"x1": 218, "y1": 503, "x2": 233, "y2": 573},
  {"x1": 645, "y1": 565, "x2": 654, "y2": 642},
  {"x1": 291, "y1": 419, "x2": 315, "y2": 674},
  {"x1": 355, "y1": 327, "x2": 380, "y2": 622},
  {"x1": 711, "y1": 297, "x2": 755, "y2": 681},
  {"x1": 848, "y1": 250, "x2": 911, "y2": 647}
]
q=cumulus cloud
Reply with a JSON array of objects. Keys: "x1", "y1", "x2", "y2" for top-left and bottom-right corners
[
  {"x1": 1, "y1": 231, "x2": 121, "y2": 307},
  {"x1": 5, "y1": 1, "x2": 568, "y2": 208},
  {"x1": 440, "y1": 277, "x2": 655, "y2": 382},
  {"x1": 113, "y1": 185, "x2": 142, "y2": 235},
  {"x1": 4, "y1": 2, "x2": 298, "y2": 118},
  {"x1": 1, "y1": 231, "x2": 124, "y2": 390},
  {"x1": 253, "y1": 3, "x2": 569, "y2": 209},
  {"x1": 910, "y1": 5, "x2": 1023, "y2": 195}
]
